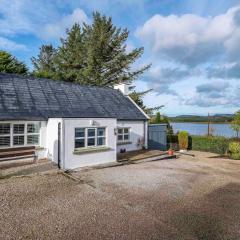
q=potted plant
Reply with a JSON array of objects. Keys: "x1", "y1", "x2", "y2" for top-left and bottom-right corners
[{"x1": 178, "y1": 131, "x2": 189, "y2": 153}]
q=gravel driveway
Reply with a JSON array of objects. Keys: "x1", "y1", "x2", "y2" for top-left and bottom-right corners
[{"x1": 1, "y1": 151, "x2": 240, "y2": 240}]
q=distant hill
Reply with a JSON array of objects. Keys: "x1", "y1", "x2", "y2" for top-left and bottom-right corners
[{"x1": 169, "y1": 114, "x2": 234, "y2": 123}]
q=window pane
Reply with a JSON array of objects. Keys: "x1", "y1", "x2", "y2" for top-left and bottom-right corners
[
  {"x1": 97, "y1": 128, "x2": 105, "y2": 136},
  {"x1": 124, "y1": 128, "x2": 129, "y2": 133},
  {"x1": 0, "y1": 124, "x2": 10, "y2": 135},
  {"x1": 88, "y1": 128, "x2": 95, "y2": 137},
  {"x1": 13, "y1": 124, "x2": 25, "y2": 134},
  {"x1": 124, "y1": 134, "x2": 129, "y2": 140},
  {"x1": 27, "y1": 123, "x2": 40, "y2": 133},
  {"x1": 0, "y1": 136, "x2": 10, "y2": 147},
  {"x1": 75, "y1": 128, "x2": 85, "y2": 138},
  {"x1": 87, "y1": 138, "x2": 95, "y2": 146},
  {"x1": 13, "y1": 135, "x2": 24, "y2": 145},
  {"x1": 97, "y1": 137, "x2": 105, "y2": 146},
  {"x1": 118, "y1": 135, "x2": 123, "y2": 141},
  {"x1": 75, "y1": 138, "x2": 85, "y2": 148},
  {"x1": 27, "y1": 135, "x2": 39, "y2": 145},
  {"x1": 118, "y1": 128, "x2": 123, "y2": 134}
]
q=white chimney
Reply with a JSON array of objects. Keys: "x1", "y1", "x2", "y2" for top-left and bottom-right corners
[{"x1": 114, "y1": 83, "x2": 131, "y2": 95}]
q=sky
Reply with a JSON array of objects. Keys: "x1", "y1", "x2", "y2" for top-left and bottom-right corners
[{"x1": 0, "y1": 0, "x2": 240, "y2": 116}]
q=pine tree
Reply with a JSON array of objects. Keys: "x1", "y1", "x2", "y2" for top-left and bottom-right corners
[
  {"x1": 31, "y1": 12, "x2": 155, "y2": 113},
  {"x1": 129, "y1": 89, "x2": 163, "y2": 115},
  {"x1": 0, "y1": 50, "x2": 28, "y2": 74},
  {"x1": 55, "y1": 23, "x2": 85, "y2": 83},
  {"x1": 81, "y1": 12, "x2": 150, "y2": 86},
  {"x1": 32, "y1": 12, "x2": 150, "y2": 85},
  {"x1": 31, "y1": 44, "x2": 57, "y2": 79}
]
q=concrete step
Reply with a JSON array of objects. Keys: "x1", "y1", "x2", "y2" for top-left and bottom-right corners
[
  {"x1": 0, "y1": 155, "x2": 36, "y2": 162},
  {"x1": 0, "y1": 160, "x2": 58, "y2": 179}
]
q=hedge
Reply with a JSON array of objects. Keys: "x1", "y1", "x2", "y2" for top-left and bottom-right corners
[
  {"x1": 189, "y1": 135, "x2": 231, "y2": 155},
  {"x1": 167, "y1": 134, "x2": 235, "y2": 155}
]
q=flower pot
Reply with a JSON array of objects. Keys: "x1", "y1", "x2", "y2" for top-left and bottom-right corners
[{"x1": 168, "y1": 149, "x2": 174, "y2": 156}]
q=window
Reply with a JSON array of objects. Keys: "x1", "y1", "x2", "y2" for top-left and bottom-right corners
[
  {"x1": 75, "y1": 128, "x2": 85, "y2": 148},
  {"x1": 97, "y1": 128, "x2": 106, "y2": 146},
  {"x1": 117, "y1": 128, "x2": 130, "y2": 142},
  {"x1": 27, "y1": 123, "x2": 40, "y2": 145},
  {"x1": 13, "y1": 124, "x2": 25, "y2": 146},
  {"x1": 75, "y1": 127, "x2": 106, "y2": 149},
  {"x1": 0, "y1": 123, "x2": 10, "y2": 147},
  {"x1": 0, "y1": 122, "x2": 40, "y2": 148}
]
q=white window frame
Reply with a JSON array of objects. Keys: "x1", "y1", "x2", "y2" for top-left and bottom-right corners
[
  {"x1": 117, "y1": 127, "x2": 130, "y2": 143},
  {"x1": 0, "y1": 122, "x2": 40, "y2": 148},
  {"x1": 74, "y1": 127, "x2": 106, "y2": 149},
  {"x1": 12, "y1": 123, "x2": 25, "y2": 146},
  {"x1": 0, "y1": 123, "x2": 11, "y2": 148},
  {"x1": 26, "y1": 123, "x2": 40, "y2": 146}
]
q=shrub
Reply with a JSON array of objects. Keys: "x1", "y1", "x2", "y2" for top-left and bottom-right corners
[
  {"x1": 190, "y1": 135, "x2": 230, "y2": 155},
  {"x1": 229, "y1": 142, "x2": 240, "y2": 160},
  {"x1": 178, "y1": 131, "x2": 189, "y2": 150}
]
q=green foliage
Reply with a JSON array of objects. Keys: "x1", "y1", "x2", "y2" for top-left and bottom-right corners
[
  {"x1": 129, "y1": 90, "x2": 162, "y2": 115},
  {"x1": 150, "y1": 111, "x2": 169, "y2": 124},
  {"x1": 0, "y1": 50, "x2": 28, "y2": 74},
  {"x1": 190, "y1": 135, "x2": 230, "y2": 155},
  {"x1": 229, "y1": 142, "x2": 240, "y2": 160},
  {"x1": 155, "y1": 112, "x2": 161, "y2": 123},
  {"x1": 178, "y1": 131, "x2": 189, "y2": 150},
  {"x1": 31, "y1": 44, "x2": 57, "y2": 79},
  {"x1": 32, "y1": 12, "x2": 150, "y2": 86},
  {"x1": 231, "y1": 110, "x2": 240, "y2": 138},
  {"x1": 32, "y1": 12, "x2": 153, "y2": 113}
]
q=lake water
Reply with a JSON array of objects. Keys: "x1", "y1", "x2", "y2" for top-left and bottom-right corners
[{"x1": 171, "y1": 122, "x2": 236, "y2": 138}]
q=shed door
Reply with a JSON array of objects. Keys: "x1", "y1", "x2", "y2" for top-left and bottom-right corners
[{"x1": 148, "y1": 124, "x2": 167, "y2": 150}]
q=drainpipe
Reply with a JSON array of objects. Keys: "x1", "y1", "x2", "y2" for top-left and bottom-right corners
[
  {"x1": 62, "y1": 119, "x2": 66, "y2": 170},
  {"x1": 144, "y1": 120, "x2": 148, "y2": 149}
]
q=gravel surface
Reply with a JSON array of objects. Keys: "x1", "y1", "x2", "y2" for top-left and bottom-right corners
[{"x1": 1, "y1": 151, "x2": 240, "y2": 240}]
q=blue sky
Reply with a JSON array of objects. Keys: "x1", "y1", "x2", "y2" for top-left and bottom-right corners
[{"x1": 0, "y1": 0, "x2": 240, "y2": 116}]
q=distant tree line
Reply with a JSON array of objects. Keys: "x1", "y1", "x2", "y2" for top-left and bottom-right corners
[{"x1": 169, "y1": 115, "x2": 234, "y2": 123}]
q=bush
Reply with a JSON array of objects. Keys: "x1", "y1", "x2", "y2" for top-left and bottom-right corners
[
  {"x1": 229, "y1": 142, "x2": 240, "y2": 160},
  {"x1": 178, "y1": 131, "x2": 189, "y2": 150},
  {"x1": 190, "y1": 135, "x2": 230, "y2": 155}
]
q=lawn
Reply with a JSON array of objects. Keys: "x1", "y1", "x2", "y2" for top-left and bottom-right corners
[{"x1": 1, "y1": 151, "x2": 240, "y2": 240}]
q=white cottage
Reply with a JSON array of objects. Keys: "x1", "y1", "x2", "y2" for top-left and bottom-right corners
[{"x1": 0, "y1": 73, "x2": 149, "y2": 169}]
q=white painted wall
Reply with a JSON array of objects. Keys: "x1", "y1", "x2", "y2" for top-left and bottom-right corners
[
  {"x1": 46, "y1": 118, "x2": 62, "y2": 164},
  {"x1": 63, "y1": 118, "x2": 117, "y2": 170},
  {"x1": 117, "y1": 120, "x2": 147, "y2": 152}
]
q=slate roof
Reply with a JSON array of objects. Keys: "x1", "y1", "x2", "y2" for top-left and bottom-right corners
[{"x1": 0, "y1": 73, "x2": 148, "y2": 121}]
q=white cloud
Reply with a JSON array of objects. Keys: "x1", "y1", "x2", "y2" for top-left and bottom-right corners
[
  {"x1": 208, "y1": 62, "x2": 240, "y2": 79},
  {"x1": 185, "y1": 81, "x2": 239, "y2": 107},
  {"x1": 0, "y1": 37, "x2": 26, "y2": 51},
  {"x1": 142, "y1": 65, "x2": 192, "y2": 95},
  {"x1": 136, "y1": 5, "x2": 240, "y2": 66},
  {"x1": 0, "y1": 1, "x2": 88, "y2": 40},
  {"x1": 40, "y1": 9, "x2": 88, "y2": 40}
]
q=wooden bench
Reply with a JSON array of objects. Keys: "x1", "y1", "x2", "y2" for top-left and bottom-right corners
[{"x1": 0, "y1": 146, "x2": 36, "y2": 162}]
